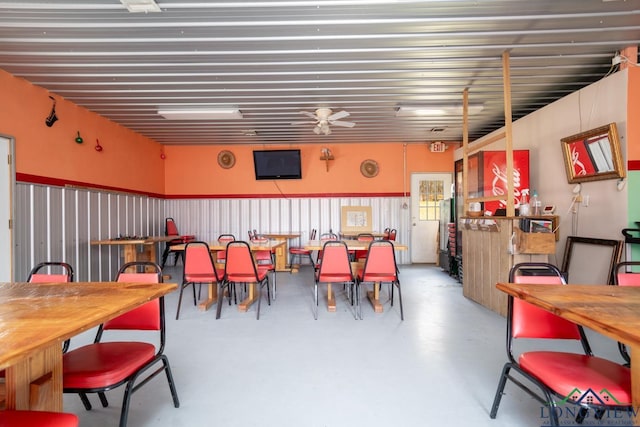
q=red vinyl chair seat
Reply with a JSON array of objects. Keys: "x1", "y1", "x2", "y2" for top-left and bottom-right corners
[
  {"x1": 356, "y1": 271, "x2": 397, "y2": 282},
  {"x1": 168, "y1": 235, "x2": 195, "y2": 246},
  {"x1": 289, "y1": 247, "x2": 310, "y2": 255},
  {"x1": 519, "y1": 351, "x2": 631, "y2": 404},
  {"x1": 184, "y1": 270, "x2": 225, "y2": 283},
  {"x1": 0, "y1": 410, "x2": 79, "y2": 427},
  {"x1": 63, "y1": 342, "x2": 156, "y2": 389},
  {"x1": 315, "y1": 272, "x2": 354, "y2": 282},
  {"x1": 227, "y1": 269, "x2": 269, "y2": 282}
]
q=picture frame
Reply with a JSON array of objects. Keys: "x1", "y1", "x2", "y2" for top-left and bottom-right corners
[
  {"x1": 340, "y1": 206, "x2": 373, "y2": 234},
  {"x1": 560, "y1": 123, "x2": 625, "y2": 184}
]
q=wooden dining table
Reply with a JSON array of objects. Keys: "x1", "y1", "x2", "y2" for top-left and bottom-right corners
[
  {"x1": 0, "y1": 280, "x2": 177, "y2": 412},
  {"x1": 258, "y1": 232, "x2": 301, "y2": 272},
  {"x1": 304, "y1": 239, "x2": 408, "y2": 314},
  {"x1": 171, "y1": 239, "x2": 286, "y2": 312},
  {"x1": 338, "y1": 231, "x2": 387, "y2": 239},
  {"x1": 496, "y1": 282, "x2": 640, "y2": 424},
  {"x1": 91, "y1": 236, "x2": 177, "y2": 266}
]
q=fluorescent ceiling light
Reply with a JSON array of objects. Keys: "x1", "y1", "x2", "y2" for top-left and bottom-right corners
[
  {"x1": 396, "y1": 104, "x2": 484, "y2": 117},
  {"x1": 120, "y1": 0, "x2": 161, "y2": 13},
  {"x1": 158, "y1": 108, "x2": 243, "y2": 120}
]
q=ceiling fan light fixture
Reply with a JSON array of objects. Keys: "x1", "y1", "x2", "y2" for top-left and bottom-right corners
[
  {"x1": 120, "y1": 0, "x2": 161, "y2": 13},
  {"x1": 396, "y1": 104, "x2": 484, "y2": 117},
  {"x1": 158, "y1": 108, "x2": 243, "y2": 120},
  {"x1": 314, "y1": 123, "x2": 331, "y2": 135}
]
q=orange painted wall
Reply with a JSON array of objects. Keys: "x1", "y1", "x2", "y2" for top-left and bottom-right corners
[
  {"x1": 163, "y1": 143, "x2": 455, "y2": 196},
  {"x1": 1, "y1": 68, "x2": 455, "y2": 196},
  {"x1": 0, "y1": 69, "x2": 165, "y2": 194}
]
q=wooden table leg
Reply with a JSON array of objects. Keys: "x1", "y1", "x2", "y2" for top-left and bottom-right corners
[
  {"x1": 238, "y1": 282, "x2": 259, "y2": 312},
  {"x1": 366, "y1": 282, "x2": 384, "y2": 313},
  {"x1": 123, "y1": 244, "x2": 137, "y2": 264},
  {"x1": 327, "y1": 283, "x2": 336, "y2": 312},
  {"x1": 4, "y1": 342, "x2": 62, "y2": 412},
  {"x1": 197, "y1": 282, "x2": 219, "y2": 311}
]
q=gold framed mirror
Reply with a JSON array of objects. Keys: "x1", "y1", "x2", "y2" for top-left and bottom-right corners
[{"x1": 561, "y1": 123, "x2": 625, "y2": 184}]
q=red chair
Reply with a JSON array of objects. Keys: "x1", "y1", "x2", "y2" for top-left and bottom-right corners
[
  {"x1": 355, "y1": 240, "x2": 403, "y2": 320},
  {"x1": 176, "y1": 241, "x2": 225, "y2": 320},
  {"x1": 614, "y1": 261, "x2": 640, "y2": 364},
  {"x1": 250, "y1": 235, "x2": 277, "y2": 299},
  {"x1": 160, "y1": 217, "x2": 195, "y2": 268},
  {"x1": 214, "y1": 234, "x2": 236, "y2": 266},
  {"x1": 314, "y1": 232, "x2": 338, "y2": 271},
  {"x1": 382, "y1": 227, "x2": 391, "y2": 240},
  {"x1": 63, "y1": 261, "x2": 180, "y2": 427},
  {"x1": 218, "y1": 241, "x2": 270, "y2": 320},
  {"x1": 490, "y1": 262, "x2": 631, "y2": 426},
  {"x1": 29, "y1": 261, "x2": 74, "y2": 353},
  {"x1": 388, "y1": 228, "x2": 397, "y2": 241},
  {"x1": 0, "y1": 410, "x2": 79, "y2": 426},
  {"x1": 314, "y1": 240, "x2": 356, "y2": 320},
  {"x1": 27, "y1": 261, "x2": 74, "y2": 283},
  {"x1": 289, "y1": 229, "x2": 317, "y2": 268}
]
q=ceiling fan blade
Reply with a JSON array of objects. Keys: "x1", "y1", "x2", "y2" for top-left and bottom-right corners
[
  {"x1": 331, "y1": 120, "x2": 356, "y2": 128},
  {"x1": 328, "y1": 110, "x2": 350, "y2": 121},
  {"x1": 299, "y1": 111, "x2": 318, "y2": 120}
]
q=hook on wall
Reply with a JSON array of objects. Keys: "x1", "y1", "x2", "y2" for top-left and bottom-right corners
[
  {"x1": 95, "y1": 138, "x2": 103, "y2": 152},
  {"x1": 75, "y1": 131, "x2": 83, "y2": 144}
]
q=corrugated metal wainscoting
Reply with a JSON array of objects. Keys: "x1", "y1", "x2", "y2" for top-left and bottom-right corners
[
  {"x1": 13, "y1": 184, "x2": 411, "y2": 281},
  {"x1": 14, "y1": 183, "x2": 165, "y2": 282},
  {"x1": 164, "y1": 196, "x2": 410, "y2": 264}
]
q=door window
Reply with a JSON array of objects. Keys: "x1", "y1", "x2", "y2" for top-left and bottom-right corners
[{"x1": 418, "y1": 180, "x2": 444, "y2": 221}]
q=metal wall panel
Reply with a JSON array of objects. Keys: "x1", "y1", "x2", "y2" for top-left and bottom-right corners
[
  {"x1": 14, "y1": 184, "x2": 410, "y2": 282},
  {"x1": 14, "y1": 185, "x2": 31, "y2": 278},
  {"x1": 165, "y1": 196, "x2": 411, "y2": 264},
  {"x1": 14, "y1": 183, "x2": 165, "y2": 282}
]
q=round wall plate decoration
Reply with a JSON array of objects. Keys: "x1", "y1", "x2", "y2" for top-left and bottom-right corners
[
  {"x1": 217, "y1": 150, "x2": 236, "y2": 169},
  {"x1": 360, "y1": 159, "x2": 379, "y2": 178}
]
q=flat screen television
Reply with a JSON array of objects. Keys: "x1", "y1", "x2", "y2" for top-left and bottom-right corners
[{"x1": 253, "y1": 149, "x2": 302, "y2": 180}]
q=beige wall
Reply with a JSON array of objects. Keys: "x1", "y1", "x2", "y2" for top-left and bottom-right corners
[{"x1": 456, "y1": 70, "x2": 630, "y2": 264}]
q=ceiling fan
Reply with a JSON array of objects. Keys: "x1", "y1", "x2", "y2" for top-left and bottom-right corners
[{"x1": 291, "y1": 108, "x2": 355, "y2": 135}]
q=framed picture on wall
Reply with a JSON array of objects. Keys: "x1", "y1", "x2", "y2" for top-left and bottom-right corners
[{"x1": 340, "y1": 206, "x2": 373, "y2": 234}]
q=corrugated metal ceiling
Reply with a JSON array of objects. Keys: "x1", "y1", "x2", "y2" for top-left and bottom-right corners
[{"x1": 0, "y1": 0, "x2": 638, "y2": 145}]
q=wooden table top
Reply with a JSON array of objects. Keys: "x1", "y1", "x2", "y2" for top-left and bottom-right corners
[
  {"x1": 339, "y1": 231, "x2": 387, "y2": 238},
  {"x1": 496, "y1": 282, "x2": 640, "y2": 348},
  {"x1": 259, "y1": 233, "x2": 301, "y2": 239},
  {"x1": 91, "y1": 236, "x2": 177, "y2": 245},
  {"x1": 170, "y1": 240, "x2": 286, "y2": 252},
  {"x1": 0, "y1": 281, "x2": 177, "y2": 370},
  {"x1": 303, "y1": 239, "x2": 407, "y2": 251}
]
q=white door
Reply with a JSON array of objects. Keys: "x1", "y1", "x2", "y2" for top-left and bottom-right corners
[
  {"x1": 0, "y1": 136, "x2": 14, "y2": 281},
  {"x1": 410, "y1": 173, "x2": 452, "y2": 263}
]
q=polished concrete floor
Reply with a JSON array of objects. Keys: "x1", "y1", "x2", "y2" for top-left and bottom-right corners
[{"x1": 63, "y1": 263, "x2": 623, "y2": 427}]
